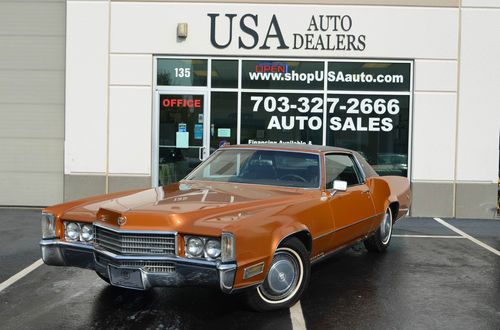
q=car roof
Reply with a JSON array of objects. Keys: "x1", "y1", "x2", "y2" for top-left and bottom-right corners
[{"x1": 222, "y1": 143, "x2": 353, "y2": 154}]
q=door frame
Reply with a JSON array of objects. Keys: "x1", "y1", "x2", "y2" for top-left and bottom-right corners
[{"x1": 152, "y1": 89, "x2": 210, "y2": 187}]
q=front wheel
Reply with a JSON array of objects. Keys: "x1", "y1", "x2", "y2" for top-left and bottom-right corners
[
  {"x1": 364, "y1": 207, "x2": 393, "y2": 252},
  {"x1": 244, "y1": 238, "x2": 310, "y2": 311}
]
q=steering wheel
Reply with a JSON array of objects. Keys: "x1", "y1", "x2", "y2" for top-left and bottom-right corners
[{"x1": 279, "y1": 174, "x2": 307, "y2": 182}]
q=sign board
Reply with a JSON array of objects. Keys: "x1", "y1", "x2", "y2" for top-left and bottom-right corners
[{"x1": 217, "y1": 128, "x2": 231, "y2": 138}]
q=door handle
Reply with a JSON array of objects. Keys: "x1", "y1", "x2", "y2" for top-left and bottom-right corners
[
  {"x1": 362, "y1": 189, "x2": 370, "y2": 194},
  {"x1": 198, "y1": 146, "x2": 206, "y2": 161}
]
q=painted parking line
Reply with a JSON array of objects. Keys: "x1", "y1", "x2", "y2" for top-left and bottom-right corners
[
  {"x1": 290, "y1": 300, "x2": 306, "y2": 330},
  {"x1": 392, "y1": 234, "x2": 464, "y2": 238},
  {"x1": 0, "y1": 259, "x2": 43, "y2": 293},
  {"x1": 434, "y1": 217, "x2": 500, "y2": 257}
]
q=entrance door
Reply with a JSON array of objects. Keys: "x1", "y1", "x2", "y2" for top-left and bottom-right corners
[{"x1": 154, "y1": 92, "x2": 208, "y2": 186}]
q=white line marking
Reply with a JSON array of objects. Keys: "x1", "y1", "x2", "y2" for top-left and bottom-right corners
[
  {"x1": 290, "y1": 300, "x2": 307, "y2": 330},
  {"x1": 393, "y1": 234, "x2": 464, "y2": 239},
  {"x1": 0, "y1": 259, "x2": 44, "y2": 293},
  {"x1": 434, "y1": 217, "x2": 500, "y2": 257}
]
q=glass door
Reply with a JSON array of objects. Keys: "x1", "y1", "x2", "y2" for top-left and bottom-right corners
[{"x1": 155, "y1": 92, "x2": 208, "y2": 186}]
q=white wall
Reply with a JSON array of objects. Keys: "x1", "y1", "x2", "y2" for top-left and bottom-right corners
[
  {"x1": 65, "y1": 0, "x2": 109, "y2": 174},
  {"x1": 108, "y1": 54, "x2": 153, "y2": 175},
  {"x1": 456, "y1": 7, "x2": 500, "y2": 183},
  {"x1": 108, "y1": 86, "x2": 152, "y2": 175},
  {"x1": 411, "y1": 60, "x2": 458, "y2": 182}
]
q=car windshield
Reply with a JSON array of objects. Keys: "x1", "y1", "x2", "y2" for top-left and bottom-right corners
[{"x1": 186, "y1": 149, "x2": 320, "y2": 188}]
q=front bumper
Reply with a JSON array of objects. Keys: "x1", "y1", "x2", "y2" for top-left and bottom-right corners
[{"x1": 40, "y1": 239, "x2": 237, "y2": 293}]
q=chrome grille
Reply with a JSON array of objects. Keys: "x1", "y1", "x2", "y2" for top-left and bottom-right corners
[
  {"x1": 95, "y1": 254, "x2": 175, "y2": 273},
  {"x1": 94, "y1": 226, "x2": 176, "y2": 256}
]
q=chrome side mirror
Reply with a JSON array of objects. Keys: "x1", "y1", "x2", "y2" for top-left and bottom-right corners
[
  {"x1": 333, "y1": 180, "x2": 347, "y2": 192},
  {"x1": 326, "y1": 180, "x2": 348, "y2": 200}
]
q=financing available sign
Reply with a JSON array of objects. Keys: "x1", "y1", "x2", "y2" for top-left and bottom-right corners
[{"x1": 208, "y1": 13, "x2": 366, "y2": 52}]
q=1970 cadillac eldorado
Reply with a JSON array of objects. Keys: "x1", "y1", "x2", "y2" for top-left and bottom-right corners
[{"x1": 40, "y1": 144, "x2": 411, "y2": 311}]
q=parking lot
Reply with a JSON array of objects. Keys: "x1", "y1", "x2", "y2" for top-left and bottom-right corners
[{"x1": 0, "y1": 208, "x2": 499, "y2": 330}]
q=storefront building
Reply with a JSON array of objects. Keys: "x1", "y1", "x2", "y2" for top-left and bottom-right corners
[{"x1": 1, "y1": 0, "x2": 499, "y2": 218}]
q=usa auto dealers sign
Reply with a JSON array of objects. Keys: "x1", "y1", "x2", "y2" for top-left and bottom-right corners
[{"x1": 208, "y1": 13, "x2": 366, "y2": 52}]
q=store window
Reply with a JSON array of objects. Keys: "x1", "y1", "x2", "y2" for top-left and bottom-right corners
[
  {"x1": 158, "y1": 94, "x2": 205, "y2": 185},
  {"x1": 210, "y1": 92, "x2": 237, "y2": 151},
  {"x1": 154, "y1": 57, "x2": 412, "y2": 186},
  {"x1": 325, "y1": 94, "x2": 410, "y2": 177},
  {"x1": 240, "y1": 60, "x2": 325, "y2": 145},
  {"x1": 242, "y1": 60, "x2": 324, "y2": 90},
  {"x1": 211, "y1": 60, "x2": 238, "y2": 88},
  {"x1": 327, "y1": 62, "x2": 410, "y2": 91},
  {"x1": 325, "y1": 61, "x2": 411, "y2": 176},
  {"x1": 157, "y1": 59, "x2": 208, "y2": 86},
  {"x1": 241, "y1": 92, "x2": 323, "y2": 145}
]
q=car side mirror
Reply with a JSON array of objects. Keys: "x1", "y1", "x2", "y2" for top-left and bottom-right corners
[{"x1": 333, "y1": 180, "x2": 347, "y2": 192}]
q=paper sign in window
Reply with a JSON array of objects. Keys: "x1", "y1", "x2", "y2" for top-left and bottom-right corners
[
  {"x1": 176, "y1": 132, "x2": 189, "y2": 148},
  {"x1": 217, "y1": 128, "x2": 231, "y2": 137},
  {"x1": 194, "y1": 124, "x2": 203, "y2": 140}
]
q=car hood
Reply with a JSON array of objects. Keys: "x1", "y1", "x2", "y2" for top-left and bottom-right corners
[{"x1": 60, "y1": 181, "x2": 314, "y2": 234}]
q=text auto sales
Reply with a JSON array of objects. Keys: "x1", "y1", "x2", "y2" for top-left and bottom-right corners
[{"x1": 250, "y1": 95, "x2": 400, "y2": 132}]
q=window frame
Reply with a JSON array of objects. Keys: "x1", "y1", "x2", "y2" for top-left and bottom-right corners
[
  {"x1": 323, "y1": 152, "x2": 366, "y2": 190},
  {"x1": 185, "y1": 148, "x2": 323, "y2": 190}
]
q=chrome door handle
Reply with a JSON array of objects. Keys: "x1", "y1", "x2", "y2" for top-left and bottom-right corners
[
  {"x1": 362, "y1": 189, "x2": 370, "y2": 194},
  {"x1": 198, "y1": 146, "x2": 206, "y2": 161}
]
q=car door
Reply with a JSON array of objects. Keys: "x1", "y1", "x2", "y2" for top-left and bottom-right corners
[{"x1": 325, "y1": 153, "x2": 376, "y2": 249}]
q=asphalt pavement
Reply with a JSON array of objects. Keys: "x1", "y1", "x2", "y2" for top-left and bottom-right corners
[{"x1": 0, "y1": 208, "x2": 499, "y2": 329}]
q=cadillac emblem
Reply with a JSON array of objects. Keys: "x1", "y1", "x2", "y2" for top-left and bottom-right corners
[{"x1": 117, "y1": 216, "x2": 127, "y2": 226}]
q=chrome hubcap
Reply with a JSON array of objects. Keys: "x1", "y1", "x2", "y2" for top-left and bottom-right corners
[
  {"x1": 380, "y1": 210, "x2": 392, "y2": 244},
  {"x1": 259, "y1": 251, "x2": 300, "y2": 301},
  {"x1": 268, "y1": 259, "x2": 295, "y2": 294}
]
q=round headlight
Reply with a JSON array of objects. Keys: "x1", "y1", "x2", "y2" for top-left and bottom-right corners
[
  {"x1": 186, "y1": 237, "x2": 204, "y2": 257},
  {"x1": 66, "y1": 222, "x2": 80, "y2": 241},
  {"x1": 81, "y1": 224, "x2": 94, "y2": 242},
  {"x1": 205, "y1": 239, "x2": 221, "y2": 259}
]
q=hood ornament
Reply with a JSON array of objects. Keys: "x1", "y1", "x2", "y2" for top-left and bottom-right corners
[{"x1": 117, "y1": 216, "x2": 127, "y2": 226}]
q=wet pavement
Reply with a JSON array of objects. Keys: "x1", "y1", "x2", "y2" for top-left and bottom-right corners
[{"x1": 0, "y1": 208, "x2": 499, "y2": 329}]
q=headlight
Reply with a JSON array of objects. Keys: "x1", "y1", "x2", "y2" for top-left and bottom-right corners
[
  {"x1": 41, "y1": 213, "x2": 56, "y2": 239},
  {"x1": 186, "y1": 237, "x2": 204, "y2": 257},
  {"x1": 65, "y1": 222, "x2": 80, "y2": 241},
  {"x1": 81, "y1": 224, "x2": 94, "y2": 242},
  {"x1": 221, "y1": 233, "x2": 235, "y2": 263},
  {"x1": 205, "y1": 239, "x2": 221, "y2": 258}
]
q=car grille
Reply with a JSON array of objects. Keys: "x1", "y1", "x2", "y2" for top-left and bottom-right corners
[
  {"x1": 94, "y1": 226, "x2": 176, "y2": 256},
  {"x1": 95, "y1": 254, "x2": 175, "y2": 273}
]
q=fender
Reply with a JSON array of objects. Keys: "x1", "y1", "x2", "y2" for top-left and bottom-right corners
[
  {"x1": 367, "y1": 176, "x2": 410, "y2": 224},
  {"x1": 231, "y1": 219, "x2": 310, "y2": 290}
]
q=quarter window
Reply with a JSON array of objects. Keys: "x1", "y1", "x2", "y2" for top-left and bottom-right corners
[{"x1": 325, "y1": 154, "x2": 361, "y2": 189}]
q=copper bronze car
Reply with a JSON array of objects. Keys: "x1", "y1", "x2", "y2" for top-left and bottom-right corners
[{"x1": 40, "y1": 144, "x2": 411, "y2": 311}]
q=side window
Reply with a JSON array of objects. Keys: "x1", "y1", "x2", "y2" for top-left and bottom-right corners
[{"x1": 325, "y1": 154, "x2": 361, "y2": 189}]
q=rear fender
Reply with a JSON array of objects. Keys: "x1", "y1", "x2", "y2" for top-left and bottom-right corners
[{"x1": 367, "y1": 176, "x2": 411, "y2": 222}]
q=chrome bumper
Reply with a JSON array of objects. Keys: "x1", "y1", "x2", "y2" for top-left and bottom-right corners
[{"x1": 40, "y1": 239, "x2": 237, "y2": 293}]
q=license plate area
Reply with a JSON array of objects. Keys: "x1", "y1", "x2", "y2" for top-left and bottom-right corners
[{"x1": 108, "y1": 265, "x2": 145, "y2": 290}]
